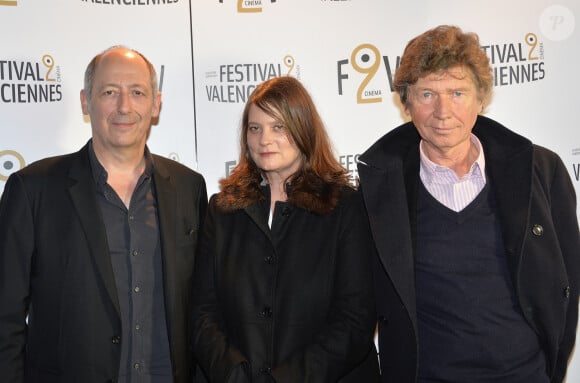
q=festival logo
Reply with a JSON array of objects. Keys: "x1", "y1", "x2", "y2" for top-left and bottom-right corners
[
  {"x1": 0, "y1": 150, "x2": 26, "y2": 183},
  {"x1": 80, "y1": 0, "x2": 179, "y2": 6},
  {"x1": 481, "y1": 32, "x2": 545, "y2": 87},
  {"x1": 218, "y1": 0, "x2": 278, "y2": 13},
  {"x1": 338, "y1": 32, "x2": 547, "y2": 103},
  {"x1": 336, "y1": 43, "x2": 400, "y2": 104},
  {"x1": 0, "y1": 54, "x2": 62, "y2": 104},
  {"x1": 204, "y1": 55, "x2": 299, "y2": 104}
]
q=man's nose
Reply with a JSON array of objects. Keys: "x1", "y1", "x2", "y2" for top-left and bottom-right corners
[{"x1": 117, "y1": 91, "x2": 131, "y2": 113}]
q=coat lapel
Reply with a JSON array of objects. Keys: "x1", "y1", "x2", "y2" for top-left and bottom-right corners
[
  {"x1": 244, "y1": 203, "x2": 273, "y2": 242},
  {"x1": 477, "y1": 122, "x2": 533, "y2": 280},
  {"x1": 153, "y1": 160, "x2": 179, "y2": 328},
  {"x1": 67, "y1": 146, "x2": 121, "y2": 317},
  {"x1": 359, "y1": 160, "x2": 418, "y2": 323}
]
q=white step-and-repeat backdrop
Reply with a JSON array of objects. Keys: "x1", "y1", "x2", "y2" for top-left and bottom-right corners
[{"x1": 1, "y1": 0, "x2": 579, "y2": 379}]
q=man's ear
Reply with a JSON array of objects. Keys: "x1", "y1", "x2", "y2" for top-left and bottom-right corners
[
  {"x1": 152, "y1": 92, "x2": 162, "y2": 117},
  {"x1": 80, "y1": 89, "x2": 90, "y2": 115}
]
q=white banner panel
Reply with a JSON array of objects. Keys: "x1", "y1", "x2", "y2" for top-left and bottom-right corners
[
  {"x1": 190, "y1": 1, "x2": 580, "y2": 380},
  {"x1": 1, "y1": 0, "x2": 196, "y2": 193}
]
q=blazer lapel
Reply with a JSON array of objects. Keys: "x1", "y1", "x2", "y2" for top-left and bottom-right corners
[
  {"x1": 67, "y1": 147, "x2": 121, "y2": 317},
  {"x1": 153, "y1": 161, "x2": 179, "y2": 326}
]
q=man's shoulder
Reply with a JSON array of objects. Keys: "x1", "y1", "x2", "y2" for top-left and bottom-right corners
[
  {"x1": 152, "y1": 154, "x2": 204, "y2": 178},
  {"x1": 17, "y1": 149, "x2": 84, "y2": 178},
  {"x1": 151, "y1": 154, "x2": 207, "y2": 195},
  {"x1": 359, "y1": 121, "x2": 419, "y2": 166},
  {"x1": 474, "y1": 115, "x2": 536, "y2": 160}
]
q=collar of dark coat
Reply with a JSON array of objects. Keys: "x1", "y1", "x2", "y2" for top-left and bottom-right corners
[
  {"x1": 357, "y1": 115, "x2": 532, "y2": 172},
  {"x1": 220, "y1": 177, "x2": 349, "y2": 215}
]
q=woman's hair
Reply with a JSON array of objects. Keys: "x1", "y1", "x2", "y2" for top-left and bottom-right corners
[
  {"x1": 216, "y1": 76, "x2": 351, "y2": 214},
  {"x1": 394, "y1": 25, "x2": 494, "y2": 107}
]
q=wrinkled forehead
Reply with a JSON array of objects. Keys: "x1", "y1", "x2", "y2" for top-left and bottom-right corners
[
  {"x1": 420, "y1": 66, "x2": 472, "y2": 82},
  {"x1": 97, "y1": 49, "x2": 148, "y2": 74}
]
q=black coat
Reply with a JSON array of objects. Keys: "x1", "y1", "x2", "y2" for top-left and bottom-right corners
[
  {"x1": 0, "y1": 142, "x2": 208, "y2": 383},
  {"x1": 357, "y1": 115, "x2": 580, "y2": 382},
  {"x1": 192, "y1": 187, "x2": 379, "y2": 383}
]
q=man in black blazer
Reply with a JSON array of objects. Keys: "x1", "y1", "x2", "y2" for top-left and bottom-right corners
[
  {"x1": 0, "y1": 46, "x2": 207, "y2": 383},
  {"x1": 358, "y1": 26, "x2": 579, "y2": 382}
]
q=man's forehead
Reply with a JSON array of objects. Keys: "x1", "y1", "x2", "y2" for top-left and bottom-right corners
[
  {"x1": 415, "y1": 69, "x2": 474, "y2": 87},
  {"x1": 93, "y1": 59, "x2": 150, "y2": 84}
]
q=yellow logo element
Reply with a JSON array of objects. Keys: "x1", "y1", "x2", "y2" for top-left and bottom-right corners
[
  {"x1": 238, "y1": 0, "x2": 261, "y2": 13},
  {"x1": 0, "y1": 150, "x2": 26, "y2": 181},
  {"x1": 0, "y1": 0, "x2": 17, "y2": 5},
  {"x1": 525, "y1": 33, "x2": 539, "y2": 60},
  {"x1": 283, "y1": 55, "x2": 295, "y2": 75},
  {"x1": 351, "y1": 44, "x2": 382, "y2": 104},
  {"x1": 43, "y1": 54, "x2": 56, "y2": 82}
]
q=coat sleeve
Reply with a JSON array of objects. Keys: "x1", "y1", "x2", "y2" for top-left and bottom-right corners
[
  {"x1": 191, "y1": 197, "x2": 251, "y2": 383},
  {"x1": 271, "y1": 190, "x2": 378, "y2": 382},
  {"x1": 0, "y1": 174, "x2": 34, "y2": 383},
  {"x1": 548, "y1": 155, "x2": 580, "y2": 383}
]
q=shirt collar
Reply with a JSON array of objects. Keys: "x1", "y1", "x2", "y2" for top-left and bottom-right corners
[
  {"x1": 419, "y1": 133, "x2": 486, "y2": 184},
  {"x1": 88, "y1": 140, "x2": 155, "y2": 187}
]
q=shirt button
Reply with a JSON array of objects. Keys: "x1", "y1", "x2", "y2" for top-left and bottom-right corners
[
  {"x1": 259, "y1": 306, "x2": 272, "y2": 318},
  {"x1": 111, "y1": 336, "x2": 121, "y2": 344},
  {"x1": 134, "y1": 286, "x2": 140, "y2": 293},
  {"x1": 564, "y1": 286, "x2": 571, "y2": 298},
  {"x1": 133, "y1": 363, "x2": 140, "y2": 370},
  {"x1": 132, "y1": 250, "x2": 138, "y2": 257},
  {"x1": 259, "y1": 365, "x2": 272, "y2": 375},
  {"x1": 135, "y1": 324, "x2": 141, "y2": 331}
]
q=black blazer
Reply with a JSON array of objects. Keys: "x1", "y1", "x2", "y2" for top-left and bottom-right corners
[
  {"x1": 357, "y1": 116, "x2": 580, "y2": 383},
  {"x1": 0, "y1": 142, "x2": 208, "y2": 383},
  {"x1": 192, "y1": 188, "x2": 379, "y2": 383}
]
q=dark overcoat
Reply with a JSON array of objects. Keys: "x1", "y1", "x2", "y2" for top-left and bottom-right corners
[
  {"x1": 0, "y1": 142, "x2": 208, "y2": 383},
  {"x1": 357, "y1": 115, "x2": 580, "y2": 382},
  {"x1": 192, "y1": 187, "x2": 379, "y2": 383}
]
